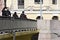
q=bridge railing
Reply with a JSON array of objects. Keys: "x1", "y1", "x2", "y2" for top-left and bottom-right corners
[{"x1": 0, "y1": 17, "x2": 37, "y2": 33}]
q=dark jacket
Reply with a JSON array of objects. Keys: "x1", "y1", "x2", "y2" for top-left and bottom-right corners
[
  {"x1": 20, "y1": 13, "x2": 27, "y2": 19},
  {"x1": 2, "y1": 7, "x2": 11, "y2": 17},
  {"x1": 13, "y1": 12, "x2": 18, "y2": 18}
]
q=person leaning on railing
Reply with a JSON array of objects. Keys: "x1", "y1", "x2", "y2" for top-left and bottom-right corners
[
  {"x1": 20, "y1": 11, "x2": 27, "y2": 19},
  {"x1": 2, "y1": 7, "x2": 11, "y2": 17},
  {"x1": 13, "y1": 12, "x2": 18, "y2": 19}
]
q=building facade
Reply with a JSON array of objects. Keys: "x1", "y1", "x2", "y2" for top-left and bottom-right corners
[
  {"x1": 0, "y1": 0, "x2": 4, "y2": 16},
  {"x1": 1, "y1": 0, "x2": 60, "y2": 20}
]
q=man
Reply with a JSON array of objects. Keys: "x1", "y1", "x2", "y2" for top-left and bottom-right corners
[
  {"x1": 2, "y1": 7, "x2": 11, "y2": 17},
  {"x1": 20, "y1": 11, "x2": 27, "y2": 19}
]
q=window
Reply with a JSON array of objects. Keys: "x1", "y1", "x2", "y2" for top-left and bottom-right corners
[
  {"x1": 18, "y1": 0, "x2": 24, "y2": 9},
  {"x1": 34, "y1": 0, "x2": 43, "y2": 4},
  {"x1": 18, "y1": 0, "x2": 24, "y2": 5},
  {"x1": 52, "y1": 0, "x2": 57, "y2": 4}
]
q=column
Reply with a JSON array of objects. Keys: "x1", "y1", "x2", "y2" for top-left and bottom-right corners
[{"x1": 37, "y1": 20, "x2": 51, "y2": 40}]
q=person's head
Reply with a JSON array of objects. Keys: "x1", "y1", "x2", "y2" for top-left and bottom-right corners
[
  {"x1": 36, "y1": 16, "x2": 43, "y2": 19},
  {"x1": 22, "y1": 11, "x2": 24, "y2": 14},
  {"x1": 14, "y1": 12, "x2": 17, "y2": 14},
  {"x1": 4, "y1": 7, "x2": 8, "y2": 11},
  {"x1": 2, "y1": 7, "x2": 7, "y2": 10},
  {"x1": 52, "y1": 16, "x2": 58, "y2": 20}
]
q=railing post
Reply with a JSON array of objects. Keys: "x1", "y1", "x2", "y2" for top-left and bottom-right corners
[{"x1": 13, "y1": 30, "x2": 16, "y2": 40}]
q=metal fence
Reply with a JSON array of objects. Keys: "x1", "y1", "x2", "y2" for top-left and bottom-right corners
[{"x1": 0, "y1": 17, "x2": 37, "y2": 32}]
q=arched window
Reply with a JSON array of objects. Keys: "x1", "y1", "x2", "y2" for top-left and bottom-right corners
[
  {"x1": 52, "y1": 16, "x2": 58, "y2": 20},
  {"x1": 36, "y1": 16, "x2": 43, "y2": 19}
]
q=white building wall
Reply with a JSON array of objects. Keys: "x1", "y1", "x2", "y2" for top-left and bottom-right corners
[
  {"x1": 37, "y1": 20, "x2": 60, "y2": 40},
  {"x1": 37, "y1": 20, "x2": 51, "y2": 40},
  {"x1": 5, "y1": 0, "x2": 60, "y2": 20},
  {"x1": 7, "y1": 0, "x2": 18, "y2": 10},
  {"x1": 25, "y1": 0, "x2": 34, "y2": 9},
  {"x1": 0, "y1": 0, "x2": 4, "y2": 16},
  {"x1": 6, "y1": 0, "x2": 11, "y2": 9},
  {"x1": 6, "y1": 0, "x2": 60, "y2": 10},
  {"x1": 25, "y1": 0, "x2": 59, "y2": 10},
  {"x1": 57, "y1": 0, "x2": 60, "y2": 10}
]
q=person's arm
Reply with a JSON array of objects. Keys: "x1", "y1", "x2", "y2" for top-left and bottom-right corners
[{"x1": 9, "y1": 11, "x2": 11, "y2": 16}]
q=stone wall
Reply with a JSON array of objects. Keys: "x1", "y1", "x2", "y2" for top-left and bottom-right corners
[{"x1": 37, "y1": 20, "x2": 60, "y2": 40}]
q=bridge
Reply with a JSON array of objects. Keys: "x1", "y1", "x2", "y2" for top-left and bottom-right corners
[
  {"x1": 0, "y1": 16, "x2": 37, "y2": 40},
  {"x1": 1, "y1": 17, "x2": 60, "y2": 40}
]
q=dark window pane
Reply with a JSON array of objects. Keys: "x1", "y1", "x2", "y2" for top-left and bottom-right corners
[
  {"x1": 18, "y1": 0, "x2": 24, "y2": 5},
  {"x1": 35, "y1": 0, "x2": 40, "y2": 2},
  {"x1": 52, "y1": 0, "x2": 57, "y2": 4},
  {"x1": 18, "y1": 0, "x2": 24, "y2": 9},
  {"x1": 35, "y1": 0, "x2": 43, "y2": 4}
]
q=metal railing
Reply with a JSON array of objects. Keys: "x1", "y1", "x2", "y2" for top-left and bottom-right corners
[
  {"x1": 0, "y1": 17, "x2": 37, "y2": 32},
  {"x1": 0, "y1": 17, "x2": 37, "y2": 40}
]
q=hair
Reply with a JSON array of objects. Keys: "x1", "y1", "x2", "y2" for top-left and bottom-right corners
[
  {"x1": 52, "y1": 16, "x2": 58, "y2": 20},
  {"x1": 22, "y1": 11, "x2": 24, "y2": 14}
]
